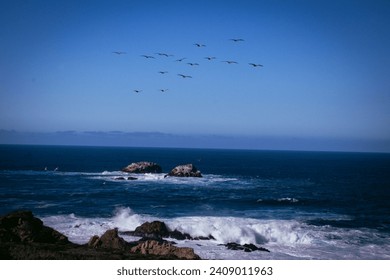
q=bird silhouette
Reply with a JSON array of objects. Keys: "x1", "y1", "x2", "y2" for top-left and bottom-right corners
[
  {"x1": 159, "y1": 89, "x2": 168, "y2": 93},
  {"x1": 178, "y1": 74, "x2": 192, "y2": 78},
  {"x1": 175, "y1": 57, "x2": 186, "y2": 62},
  {"x1": 222, "y1": 60, "x2": 238, "y2": 64},
  {"x1": 156, "y1": 52, "x2": 173, "y2": 57},
  {"x1": 133, "y1": 90, "x2": 142, "y2": 93},
  {"x1": 158, "y1": 71, "x2": 168, "y2": 74},
  {"x1": 249, "y1": 63, "x2": 263, "y2": 67},
  {"x1": 187, "y1": 62, "x2": 199, "y2": 66},
  {"x1": 230, "y1": 38, "x2": 244, "y2": 42},
  {"x1": 194, "y1": 43, "x2": 206, "y2": 47},
  {"x1": 141, "y1": 55, "x2": 155, "y2": 59},
  {"x1": 112, "y1": 51, "x2": 126, "y2": 55},
  {"x1": 205, "y1": 56, "x2": 216, "y2": 60}
]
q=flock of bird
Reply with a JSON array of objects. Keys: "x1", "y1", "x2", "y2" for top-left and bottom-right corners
[{"x1": 112, "y1": 38, "x2": 263, "y2": 94}]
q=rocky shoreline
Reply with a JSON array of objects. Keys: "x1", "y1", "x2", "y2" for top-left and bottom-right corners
[{"x1": 0, "y1": 210, "x2": 270, "y2": 260}]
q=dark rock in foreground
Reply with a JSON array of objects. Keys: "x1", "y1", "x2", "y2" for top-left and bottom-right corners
[
  {"x1": 0, "y1": 210, "x2": 69, "y2": 245},
  {"x1": 165, "y1": 164, "x2": 202, "y2": 178},
  {"x1": 0, "y1": 211, "x2": 199, "y2": 260},
  {"x1": 224, "y1": 242, "x2": 270, "y2": 253},
  {"x1": 122, "y1": 161, "x2": 162, "y2": 173}
]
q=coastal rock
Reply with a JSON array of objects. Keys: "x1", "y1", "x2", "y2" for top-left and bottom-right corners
[
  {"x1": 132, "y1": 221, "x2": 170, "y2": 239},
  {"x1": 165, "y1": 164, "x2": 202, "y2": 178},
  {"x1": 0, "y1": 211, "x2": 201, "y2": 260},
  {"x1": 88, "y1": 228, "x2": 129, "y2": 250},
  {"x1": 0, "y1": 210, "x2": 69, "y2": 245},
  {"x1": 224, "y1": 242, "x2": 270, "y2": 253},
  {"x1": 122, "y1": 162, "x2": 162, "y2": 173},
  {"x1": 130, "y1": 239, "x2": 200, "y2": 260},
  {"x1": 122, "y1": 221, "x2": 211, "y2": 241},
  {"x1": 114, "y1": 176, "x2": 137, "y2": 181}
]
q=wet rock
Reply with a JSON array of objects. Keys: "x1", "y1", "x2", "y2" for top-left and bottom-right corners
[
  {"x1": 114, "y1": 176, "x2": 137, "y2": 181},
  {"x1": 224, "y1": 242, "x2": 270, "y2": 253},
  {"x1": 122, "y1": 221, "x2": 214, "y2": 241},
  {"x1": 122, "y1": 162, "x2": 162, "y2": 173},
  {"x1": 132, "y1": 221, "x2": 170, "y2": 239},
  {"x1": 165, "y1": 164, "x2": 202, "y2": 178}
]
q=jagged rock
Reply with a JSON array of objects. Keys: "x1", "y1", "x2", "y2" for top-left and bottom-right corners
[
  {"x1": 122, "y1": 161, "x2": 162, "y2": 173},
  {"x1": 88, "y1": 228, "x2": 129, "y2": 250},
  {"x1": 0, "y1": 210, "x2": 69, "y2": 244},
  {"x1": 165, "y1": 164, "x2": 202, "y2": 178},
  {"x1": 132, "y1": 221, "x2": 170, "y2": 239},
  {"x1": 130, "y1": 239, "x2": 200, "y2": 260},
  {"x1": 224, "y1": 242, "x2": 270, "y2": 252}
]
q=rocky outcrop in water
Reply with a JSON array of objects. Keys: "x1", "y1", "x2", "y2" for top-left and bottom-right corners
[
  {"x1": 165, "y1": 164, "x2": 202, "y2": 178},
  {"x1": 122, "y1": 162, "x2": 162, "y2": 173},
  {"x1": 224, "y1": 242, "x2": 270, "y2": 253}
]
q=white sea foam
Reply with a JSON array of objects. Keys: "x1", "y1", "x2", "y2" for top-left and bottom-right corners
[{"x1": 40, "y1": 207, "x2": 390, "y2": 259}]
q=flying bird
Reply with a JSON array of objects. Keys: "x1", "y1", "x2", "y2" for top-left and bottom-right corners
[
  {"x1": 187, "y1": 62, "x2": 199, "y2": 66},
  {"x1": 249, "y1": 63, "x2": 263, "y2": 67},
  {"x1": 222, "y1": 60, "x2": 238, "y2": 64},
  {"x1": 178, "y1": 74, "x2": 192, "y2": 78},
  {"x1": 194, "y1": 43, "x2": 206, "y2": 47},
  {"x1": 158, "y1": 71, "x2": 168, "y2": 74},
  {"x1": 141, "y1": 55, "x2": 155, "y2": 59},
  {"x1": 112, "y1": 51, "x2": 126, "y2": 55},
  {"x1": 133, "y1": 90, "x2": 142, "y2": 93},
  {"x1": 159, "y1": 89, "x2": 168, "y2": 93},
  {"x1": 156, "y1": 52, "x2": 173, "y2": 57},
  {"x1": 175, "y1": 57, "x2": 186, "y2": 62},
  {"x1": 205, "y1": 56, "x2": 216, "y2": 60},
  {"x1": 230, "y1": 38, "x2": 244, "y2": 42}
]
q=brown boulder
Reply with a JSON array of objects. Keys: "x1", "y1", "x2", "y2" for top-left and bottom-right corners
[
  {"x1": 88, "y1": 228, "x2": 129, "y2": 250},
  {"x1": 130, "y1": 239, "x2": 200, "y2": 260}
]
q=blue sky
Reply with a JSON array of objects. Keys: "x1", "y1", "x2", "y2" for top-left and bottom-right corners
[{"x1": 1, "y1": 0, "x2": 389, "y2": 152}]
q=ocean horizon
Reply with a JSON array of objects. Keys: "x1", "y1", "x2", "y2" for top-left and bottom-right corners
[{"x1": 1, "y1": 144, "x2": 390, "y2": 259}]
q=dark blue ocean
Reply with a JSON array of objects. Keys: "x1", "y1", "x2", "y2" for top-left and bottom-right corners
[{"x1": 1, "y1": 144, "x2": 390, "y2": 259}]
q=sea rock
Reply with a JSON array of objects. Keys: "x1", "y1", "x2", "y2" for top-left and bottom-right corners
[
  {"x1": 88, "y1": 228, "x2": 129, "y2": 250},
  {"x1": 224, "y1": 242, "x2": 270, "y2": 253},
  {"x1": 122, "y1": 162, "x2": 162, "y2": 173},
  {"x1": 165, "y1": 164, "x2": 202, "y2": 178},
  {"x1": 0, "y1": 210, "x2": 69, "y2": 245},
  {"x1": 114, "y1": 176, "x2": 137, "y2": 181},
  {"x1": 132, "y1": 221, "x2": 170, "y2": 239},
  {"x1": 130, "y1": 239, "x2": 200, "y2": 260}
]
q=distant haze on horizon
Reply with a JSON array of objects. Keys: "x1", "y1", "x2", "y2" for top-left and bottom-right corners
[{"x1": 1, "y1": 0, "x2": 389, "y2": 153}]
